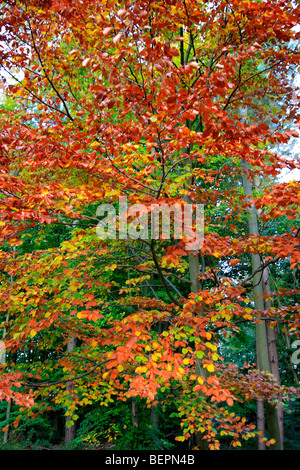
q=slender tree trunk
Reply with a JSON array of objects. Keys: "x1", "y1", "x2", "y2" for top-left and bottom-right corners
[
  {"x1": 262, "y1": 269, "x2": 284, "y2": 449},
  {"x1": 183, "y1": 129, "x2": 209, "y2": 448},
  {"x1": 150, "y1": 406, "x2": 160, "y2": 447},
  {"x1": 241, "y1": 159, "x2": 282, "y2": 450},
  {"x1": 131, "y1": 398, "x2": 139, "y2": 429},
  {"x1": 256, "y1": 400, "x2": 266, "y2": 450},
  {"x1": 65, "y1": 337, "x2": 77, "y2": 444},
  {"x1": 188, "y1": 252, "x2": 209, "y2": 450},
  {"x1": 2, "y1": 278, "x2": 11, "y2": 445},
  {"x1": 3, "y1": 401, "x2": 11, "y2": 445},
  {"x1": 139, "y1": 242, "x2": 164, "y2": 447}
]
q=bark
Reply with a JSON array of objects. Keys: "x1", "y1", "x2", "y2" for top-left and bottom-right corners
[
  {"x1": 2, "y1": 282, "x2": 11, "y2": 445},
  {"x1": 65, "y1": 418, "x2": 76, "y2": 444},
  {"x1": 263, "y1": 268, "x2": 284, "y2": 449},
  {"x1": 3, "y1": 401, "x2": 11, "y2": 445},
  {"x1": 131, "y1": 398, "x2": 139, "y2": 429},
  {"x1": 140, "y1": 251, "x2": 161, "y2": 445},
  {"x1": 241, "y1": 159, "x2": 282, "y2": 450},
  {"x1": 188, "y1": 253, "x2": 209, "y2": 450},
  {"x1": 150, "y1": 406, "x2": 160, "y2": 445},
  {"x1": 256, "y1": 400, "x2": 266, "y2": 450},
  {"x1": 183, "y1": 132, "x2": 209, "y2": 448},
  {"x1": 65, "y1": 337, "x2": 77, "y2": 444}
]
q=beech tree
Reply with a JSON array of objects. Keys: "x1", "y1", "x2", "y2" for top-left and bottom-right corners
[{"x1": 0, "y1": 0, "x2": 299, "y2": 450}]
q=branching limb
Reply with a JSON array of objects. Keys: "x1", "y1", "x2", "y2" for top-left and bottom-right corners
[{"x1": 23, "y1": 359, "x2": 110, "y2": 388}]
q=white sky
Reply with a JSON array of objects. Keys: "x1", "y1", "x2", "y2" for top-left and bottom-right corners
[{"x1": 278, "y1": 72, "x2": 300, "y2": 183}]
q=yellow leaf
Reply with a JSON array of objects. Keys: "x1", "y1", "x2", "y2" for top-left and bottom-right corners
[
  {"x1": 197, "y1": 376, "x2": 204, "y2": 385},
  {"x1": 29, "y1": 329, "x2": 37, "y2": 338},
  {"x1": 152, "y1": 353, "x2": 161, "y2": 362},
  {"x1": 205, "y1": 341, "x2": 217, "y2": 351}
]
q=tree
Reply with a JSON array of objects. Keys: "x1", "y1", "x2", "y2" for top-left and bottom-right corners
[{"x1": 0, "y1": 0, "x2": 299, "y2": 450}]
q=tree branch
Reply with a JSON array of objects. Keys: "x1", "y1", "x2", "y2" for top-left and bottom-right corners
[{"x1": 23, "y1": 359, "x2": 110, "y2": 388}]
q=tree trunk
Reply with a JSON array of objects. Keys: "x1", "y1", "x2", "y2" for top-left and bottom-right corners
[
  {"x1": 65, "y1": 415, "x2": 76, "y2": 444},
  {"x1": 150, "y1": 406, "x2": 160, "y2": 447},
  {"x1": 188, "y1": 252, "x2": 209, "y2": 450},
  {"x1": 181, "y1": 116, "x2": 209, "y2": 449},
  {"x1": 2, "y1": 300, "x2": 11, "y2": 444},
  {"x1": 141, "y1": 252, "x2": 161, "y2": 445},
  {"x1": 256, "y1": 400, "x2": 266, "y2": 450},
  {"x1": 131, "y1": 398, "x2": 139, "y2": 429},
  {"x1": 3, "y1": 401, "x2": 11, "y2": 445},
  {"x1": 241, "y1": 159, "x2": 282, "y2": 450},
  {"x1": 263, "y1": 268, "x2": 284, "y2": 449},
  {"x1": 65, "y1": 337, "x2": 77, "y2": 445}
]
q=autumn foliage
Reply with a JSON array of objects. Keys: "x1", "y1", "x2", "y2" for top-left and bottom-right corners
[{"x1": 0, "y1": 0, "x2": 299, "y2": 450}]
